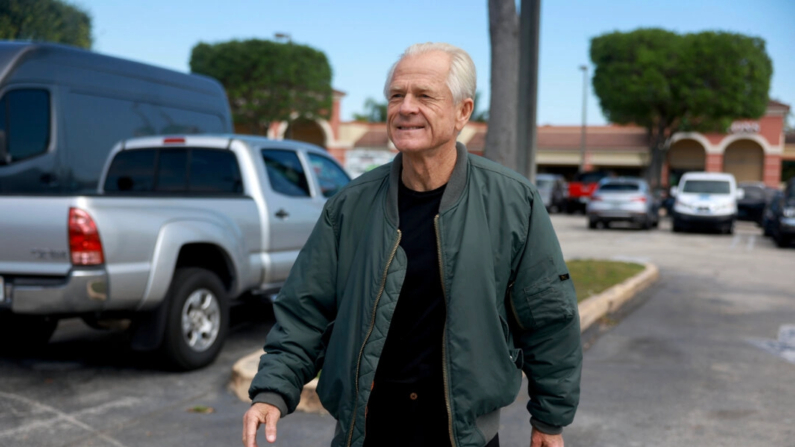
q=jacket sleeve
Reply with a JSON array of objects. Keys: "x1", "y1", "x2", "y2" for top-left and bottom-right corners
[
  {"x1": 507, "y1": 188, "x2": 582, "y2": 432},
  {"x1": 248, "y1": 204, "x2": 339, "y2": 415}
]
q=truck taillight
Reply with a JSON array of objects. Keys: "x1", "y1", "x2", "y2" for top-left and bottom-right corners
[{"x1": 69, "y1": 208, "x2": 104, "y2": 265}]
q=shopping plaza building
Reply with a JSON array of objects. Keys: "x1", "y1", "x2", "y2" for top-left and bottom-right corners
[{"x1": 252, "y1": 92, "x2": 793, "y2": 187}]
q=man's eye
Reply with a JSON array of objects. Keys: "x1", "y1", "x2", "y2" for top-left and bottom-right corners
[{"x1": 390, "y1": 94, "x2": 403, "y2": 99}]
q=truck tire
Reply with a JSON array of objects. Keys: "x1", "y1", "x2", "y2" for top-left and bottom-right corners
[
  {"x1": 0, "y1": 313, "x2": 58, "y2": 352},
  {"x1": 160, "y1": 268, "x2": 228, "y2": 371}
]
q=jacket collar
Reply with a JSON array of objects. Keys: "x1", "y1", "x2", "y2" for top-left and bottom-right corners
[{"x1": 386, "y1": 142, "x2": 470, "y2": 227}]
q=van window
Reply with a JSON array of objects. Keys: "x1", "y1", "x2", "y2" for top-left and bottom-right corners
[
  {"x1": 682, "y1": 180, "x2": 730, "y2": 194},
  {"x1": 190, "y1": 149, "x2": 243, "y2": 194},
  {"x1": 0, "y1": 89, "x2": 50, "y2": 163},
  {"x1": 262, "y1": 149, "x2": 310, "y2": 197},
  {"x1": 308, "y1": 153, "x2": 350, "y2": 198},
  {"x1": 104, "y1": 149, "x2": 156, "y2": 192}
]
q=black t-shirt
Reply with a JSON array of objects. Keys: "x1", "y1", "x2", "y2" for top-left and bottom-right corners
[{"x1": 374, "y1": 179, "x2": 447, "y2": 384}]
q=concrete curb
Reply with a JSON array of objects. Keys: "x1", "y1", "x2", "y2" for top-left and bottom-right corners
[
  {"x1": 230, "y1": 262, "x2": 660, "y2": 413},
  {"x1": 577, "y1": 262, "x2": 659, "y2": 332}
]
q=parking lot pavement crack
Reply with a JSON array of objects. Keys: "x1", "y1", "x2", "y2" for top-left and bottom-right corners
[{"x1": 0, "y1": 391, "x2": 129, "y2": 447}]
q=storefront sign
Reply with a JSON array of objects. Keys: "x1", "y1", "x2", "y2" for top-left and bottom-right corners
[{"x1": 729, "y1": 121, "x2": 760, "y2": 134}]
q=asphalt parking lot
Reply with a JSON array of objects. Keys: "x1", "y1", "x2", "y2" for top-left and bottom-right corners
[{"x1": 1, "y1": 215, "x2": 793, "y2": 447}]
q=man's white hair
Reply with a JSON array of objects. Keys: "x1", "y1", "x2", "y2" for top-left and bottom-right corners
[{"x1": 383, "y1": 42, "x2": 477, "y2": 105}]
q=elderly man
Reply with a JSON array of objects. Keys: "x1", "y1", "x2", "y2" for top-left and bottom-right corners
[{"x1": 243, "y1": 43, "x2": 582, "y2": 447}]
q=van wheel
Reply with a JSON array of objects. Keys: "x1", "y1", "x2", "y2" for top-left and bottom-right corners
[
  {"x1": 775, "y1": 233, "x2": 790, "y2": 248},
  {"x1": 0, "y1": 313, "x2": 58, "y2": 352},
  {"x1": 160, "y1": 268, "x2": 228, "y2": 371}
]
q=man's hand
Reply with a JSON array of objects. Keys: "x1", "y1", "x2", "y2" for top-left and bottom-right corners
[
  {"x1": 243, "y1": 402, "x2": 281, "y2": 446},
  {"x1": 530, "y1": 428, "x2": 564, "y2": 447}
]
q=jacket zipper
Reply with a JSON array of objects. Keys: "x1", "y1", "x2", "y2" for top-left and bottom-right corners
[
  {"x1": 506, "y1": 282, "x2": 526, "y2": 331},
  {"x1": 346, "y1": 229, "x2": 402, "y2": 447},
  {"x1": 434, "y1": 214, "x2": 457, "y2": 447}
]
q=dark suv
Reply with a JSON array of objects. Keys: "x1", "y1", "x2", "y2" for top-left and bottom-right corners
[{"x1": 763, "y1": 178, "x2": 795, "y2": 248}]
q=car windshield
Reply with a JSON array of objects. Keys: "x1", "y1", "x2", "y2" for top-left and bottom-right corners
[
  {"x1": 740, "y1": 186, "x2": 765, "y2": 201},
  {"x1": 682, "y1": 180, "x2": 730, "y2": 194},
  {"x1": 536, "y1": 179, "x2": 553, "y2": 189},
  {"x1": 576, "y1": 172, "x2": 607, "y2": 183},
  {"x1": 599, "y1": 183, "x2": 639, "y2": 192}
]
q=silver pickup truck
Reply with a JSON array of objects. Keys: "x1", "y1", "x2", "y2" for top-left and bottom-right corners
[{"x1": 0, "y1": 134, "x2": 351, "y2": 369}]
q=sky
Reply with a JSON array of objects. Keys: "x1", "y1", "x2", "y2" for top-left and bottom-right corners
[{"x1": 77, "y1": 0, "x2": 794, "y2": 126}]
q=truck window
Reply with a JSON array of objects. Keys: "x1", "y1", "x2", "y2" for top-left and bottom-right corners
[
  {"x1": 104, "y1": 149, "x2": 156, "y2": 192},
  {"x1": 156, "y1": 149, "x2": 188, "y2": 192},
  {"x1": 0, "y1": 89, "x2": 50, "y2": 164},
  {"x1": 262, "y1": 149, "x2": 310, "y2": 197},
  {"x1": 308, "y1": 153, "x2": 350, "y2": 198},
  {"x1": 190, "y1": 149, "x2": 243, "y2": 194}
]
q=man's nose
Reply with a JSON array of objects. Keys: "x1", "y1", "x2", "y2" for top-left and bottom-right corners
[{"x1": 398, "y1": 94, "x2": 419, "y2": 115}]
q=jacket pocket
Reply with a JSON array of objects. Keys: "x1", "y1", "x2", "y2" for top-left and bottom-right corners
[
  {"x1": 508, "y1": 281, "x2": 573, "y2": 330},
  {"x1": 499, "y1": 314, "x2": 524, "y2": 369}
]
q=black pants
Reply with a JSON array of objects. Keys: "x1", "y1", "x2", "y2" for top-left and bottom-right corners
[{"x1": 363, "y1": 381, "x2": 499, "y2": 447}]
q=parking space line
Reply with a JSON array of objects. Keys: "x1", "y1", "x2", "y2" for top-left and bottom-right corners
[
  {"x1": 747, "y1": 235, "x2": 756, "y2": 251},
  {"x1": 0, "y1": 391, "x2": 129, "y2": 447},
  {"x1": 729, "y1": 234, "x2": 741, "y2": 249}
]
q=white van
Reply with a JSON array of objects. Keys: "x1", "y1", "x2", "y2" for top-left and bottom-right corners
[{"x1": 671, "y1": 172, "x2": 743, "y2": 234}]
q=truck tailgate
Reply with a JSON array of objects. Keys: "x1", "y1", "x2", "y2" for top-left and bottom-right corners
[{"x1": 0, "y1": 197, "x2": 73, "y2": 275}]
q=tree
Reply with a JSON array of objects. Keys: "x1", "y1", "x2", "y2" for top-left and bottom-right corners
[
  {"x1": 590, "y1": 29, "x2": 772, "y2": 187},
  {"x1": 353, "y1": 97, "x2": 387, "y2": 122},
  {"x1": 484, "y1": 0, "x2": 519, "y2": 168},
  {"x1": 190, "y1": 39, "x2": 333, "y2": 135},
  {"x1": 0, "y1": 0, "x2": 92, "y2": 49}
]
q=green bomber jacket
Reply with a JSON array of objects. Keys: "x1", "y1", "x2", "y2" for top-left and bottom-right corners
[{"x1": 249, "y1": 142, "x2": 582, "y2": 447}]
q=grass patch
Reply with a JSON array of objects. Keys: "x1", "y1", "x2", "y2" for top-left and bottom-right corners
[{"x1": 566, "y1": 259, "x2": 645, "y2": 303}]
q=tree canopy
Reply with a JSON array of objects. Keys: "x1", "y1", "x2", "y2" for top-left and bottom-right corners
[
  {"x1": 190, "y1": 39, "x2": 333, "y2": 135},
  {"x1": 0, "y1": 0, "x2": 92, "y2": 49},
  {"x1": 353, "y1": 97, "x2": 387, "y2": 123},
  {"x1": 590, "y1": 28, "x2": 772, "y2": 185}
]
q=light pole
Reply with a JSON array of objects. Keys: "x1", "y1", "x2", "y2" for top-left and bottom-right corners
[{"x1": 578, "y1": 65, "x2": 588, "y2": 173}]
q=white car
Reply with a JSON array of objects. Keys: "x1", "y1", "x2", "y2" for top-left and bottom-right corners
[{"x1": 671, "y1": 172, "x2": 743, "y2": 234}]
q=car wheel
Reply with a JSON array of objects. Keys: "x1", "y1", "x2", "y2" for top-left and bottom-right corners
[
  {"x1": 763, "y1": 224, "x2": 772, "y2": 237},
  {"x1": 722, "y1": 222, "x2": 734, "y2": 235},
  {"x1": 672, "y1": 219, "x2": 683, "y2": 233},
  {"x1": 0, "y1": 313, "x2": 58, "y2": 352},
  {"x1": 160, "y1": 268, "x2": 229, "y2": 371},
  {"x1": 775, "y1": 233, "x2": 790, "y2": 248},
  {"x1": 588, "y1": 219, "x2": 598, "y2": 230}
]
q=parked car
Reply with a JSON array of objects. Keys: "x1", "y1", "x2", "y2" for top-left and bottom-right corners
[
  {"x1": 586, "y1": 177, "x2": 659, "y2": 229},
  {"x1": 763, "y1": 178, "x2": 795, "y2": 248},
  {"x1": 761, "y1": 190, "x2": 783, "y2": 237},
  {"x1": 0, "y1": 42, "x2": 233, "y2": 194},
  {"x1": 737, "y1": 182, "x2": 776, "y2": 224},
  {"x1": 535, "y1": 173, "x2": 568, "y2": 213},
  {"x1": 671, "y1": 172, "x2": 741, "y2": 234},
  {"x1": 566, "y1": 170, "x2": 610, "y2": 214},
  {"x1": 0, "y1": 135, "x2": 350, "y2": 370}
]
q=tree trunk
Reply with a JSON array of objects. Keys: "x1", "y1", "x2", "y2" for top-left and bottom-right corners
[{"x1": 484, "y1": 0, "x2": 519, "y2": 169}]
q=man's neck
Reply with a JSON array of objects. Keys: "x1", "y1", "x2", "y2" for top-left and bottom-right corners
[{"x1": 400, "y1": 142, "x2": 457, "y2": 192}]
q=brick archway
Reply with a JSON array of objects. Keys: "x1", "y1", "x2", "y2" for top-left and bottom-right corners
[{"x1": 723, "y1": 139, "x2": 765, "y2": 182}]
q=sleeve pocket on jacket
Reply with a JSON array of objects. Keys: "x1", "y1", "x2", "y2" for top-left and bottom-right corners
[{"x1": 510, "y1": 282, "x2": 574, "y2": 330}]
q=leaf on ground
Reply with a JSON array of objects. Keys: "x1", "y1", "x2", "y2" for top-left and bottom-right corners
[{"x1": 187, "y1": 405, "x2": 215, "y2": 414}]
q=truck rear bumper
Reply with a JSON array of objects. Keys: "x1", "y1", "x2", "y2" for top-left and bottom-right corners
[{"x1": 3, "y1": 269, "x2": 108, "y2": 315}]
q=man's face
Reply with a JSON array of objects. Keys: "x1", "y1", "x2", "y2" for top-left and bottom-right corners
[{"x1": 386, "y1": 51, "x2": 472, "y2": 154}]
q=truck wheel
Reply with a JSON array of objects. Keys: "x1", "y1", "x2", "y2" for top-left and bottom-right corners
[
  {"x1": 0, "y1": 313, "x2": 58, "y2": 352},
  {"x1": 160, "y1": 268, "x2": 228, "y2": 371}
]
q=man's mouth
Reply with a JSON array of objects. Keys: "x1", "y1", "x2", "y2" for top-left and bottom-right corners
[{"x1": 397, "y1": 125, "x2": 424, "y2": 130}]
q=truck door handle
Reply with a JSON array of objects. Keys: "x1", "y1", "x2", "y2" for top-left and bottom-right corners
[{"x1": 275, "y1": 209, "x2": 289, "y2": 219}]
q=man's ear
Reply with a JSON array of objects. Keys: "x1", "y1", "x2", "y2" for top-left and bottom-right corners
[{"x1": 455, "y1": 98, "x2": 474, "y2": 131}]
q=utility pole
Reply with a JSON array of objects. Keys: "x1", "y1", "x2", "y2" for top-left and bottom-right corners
[
  {"x1": 516, "y1": 0, "x2": 541, "y2": 183},
  {"x1": 578, "y1": 65, "x2": 588, "y2": 173}
]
